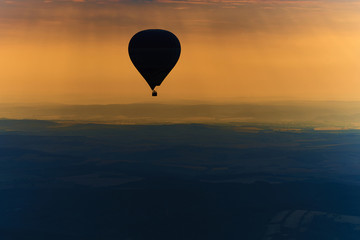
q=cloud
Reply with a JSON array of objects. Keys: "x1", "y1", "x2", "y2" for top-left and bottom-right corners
[
  {"x1": 0, "y1": 0, "x2": 336, "y2": 4},
  {"x1": 0, "y1": 0, "x2": 357, "y2": 39}
]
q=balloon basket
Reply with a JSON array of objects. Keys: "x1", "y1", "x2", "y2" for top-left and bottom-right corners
[{"x1": 152, "y1": 90, "x2": 157, "y2": 97}]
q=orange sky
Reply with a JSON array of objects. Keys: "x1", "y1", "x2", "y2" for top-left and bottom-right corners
[{"x1": 0, "y1": 0, "x2": 360, "y2": 104}]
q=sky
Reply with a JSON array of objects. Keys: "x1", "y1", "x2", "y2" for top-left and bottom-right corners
[{"x1": 0, "y1": 0, "x2": 360, "y2": 104}]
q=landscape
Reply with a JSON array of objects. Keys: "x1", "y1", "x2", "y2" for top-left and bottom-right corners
[
  {"x1": 1, "y1": 103, "x2": 360, "y2": 239},
  {"x1": 1, "y1": 0, "x2": 360, "y2": 239}
]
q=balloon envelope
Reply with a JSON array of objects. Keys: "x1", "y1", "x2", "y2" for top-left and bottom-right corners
[{"x1": 128, "y1": 29, "x2": 181, "y2": 91}]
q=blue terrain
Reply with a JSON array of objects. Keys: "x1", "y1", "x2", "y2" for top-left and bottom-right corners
[{"x1": 0, "y1": 119, "x2": 360, "y2": 239}]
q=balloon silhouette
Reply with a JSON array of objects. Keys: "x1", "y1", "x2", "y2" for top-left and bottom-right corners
[{"x1": 128, "y1": 29, "x2": 181, "y2": 96}]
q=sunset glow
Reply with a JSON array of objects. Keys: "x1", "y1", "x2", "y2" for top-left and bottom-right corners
[{"x1": 1, "y1": 0, "x2": 360, "y2": 103}]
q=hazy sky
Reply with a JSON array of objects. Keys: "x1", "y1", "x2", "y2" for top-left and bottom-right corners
[{"x1": 1, "y1": 0, "x2": 360, "y2": 104}]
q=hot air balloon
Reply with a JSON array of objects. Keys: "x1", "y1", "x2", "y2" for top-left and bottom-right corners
[{"x1": 128, "y1": 29, "x2": 181, "y2": 96}]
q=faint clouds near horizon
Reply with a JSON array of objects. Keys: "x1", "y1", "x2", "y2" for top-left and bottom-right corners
[{"x1": 1, "y1": 102, "x2": 360, "y2": 129}]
